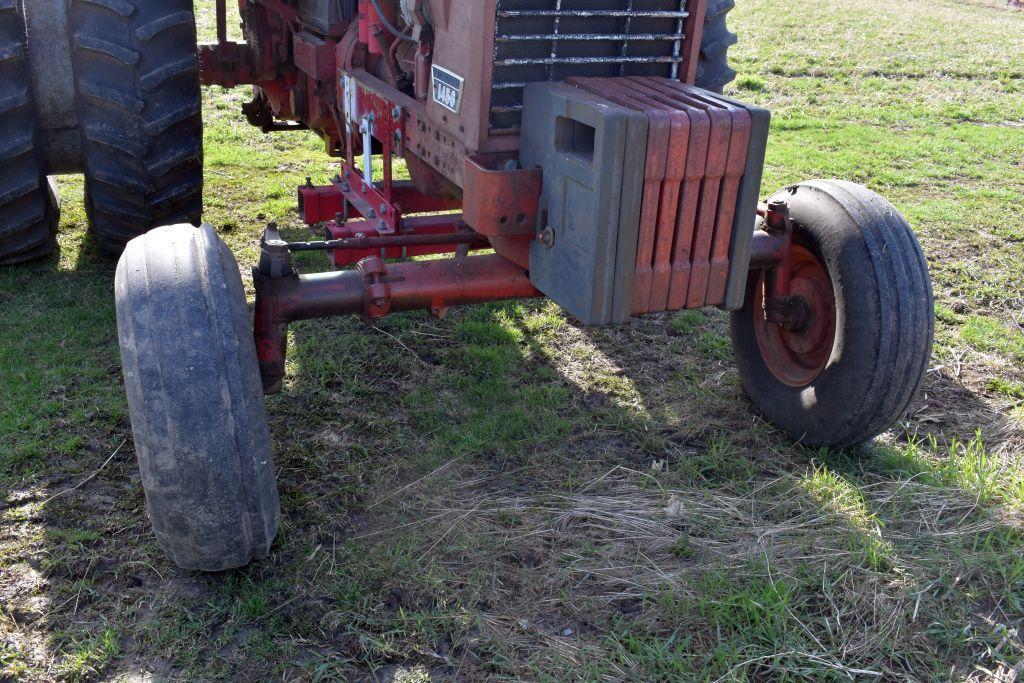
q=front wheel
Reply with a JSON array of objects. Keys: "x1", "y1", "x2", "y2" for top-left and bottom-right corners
[
  {"x1": 731, "y1": 180, "x2": 934, "y2": 448},
  {"x1": 115, "y1": 224, "x2": 280, "y2": 571}
]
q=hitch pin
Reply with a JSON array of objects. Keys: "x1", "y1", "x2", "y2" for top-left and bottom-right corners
[{"x1": 360, "y1": 114, "x2": 374, "y2": 186}]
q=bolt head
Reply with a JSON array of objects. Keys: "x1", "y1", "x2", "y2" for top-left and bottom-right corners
[{"x1": 537, "y1": 226, "x2": 556, "y2": 248}]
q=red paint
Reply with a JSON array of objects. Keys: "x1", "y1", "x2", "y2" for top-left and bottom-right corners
[
  {"x1": 325, "y1": 214, "x2": 488, "y2": 266},
  {"x1": 753, "y1": 244, "x2": 836, "y2": 388},
  {"x1": 462, "y1": 155, "x2": 542, "y2": 237},
  {"x1": 253, "y1": 254, "x2": 541, "y2": 393}
]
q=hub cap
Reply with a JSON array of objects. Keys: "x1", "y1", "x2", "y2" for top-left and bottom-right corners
[{"x1": 753, "y1": 245, "x2": 837, "y2": 388}]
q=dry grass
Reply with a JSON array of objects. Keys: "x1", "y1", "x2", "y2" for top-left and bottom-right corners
[{"x1": 2, "y1": 0, "x2": 1024, "y2": 680}]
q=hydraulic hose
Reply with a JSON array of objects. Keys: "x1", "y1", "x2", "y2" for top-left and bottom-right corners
[{"x1": 368, "y1": 0, "x2": 416, "y2": 42}]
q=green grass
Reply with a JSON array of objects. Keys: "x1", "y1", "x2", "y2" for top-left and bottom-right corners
[{"x1": 2, "y1": 0, "x2": 1024, "y2": 680}]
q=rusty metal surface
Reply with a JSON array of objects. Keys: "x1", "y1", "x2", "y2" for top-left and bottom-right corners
[
  {"x1": 570, "y1": 76, "x2": 700, "y2": 315},
  {"x1": 298, "y1": 179, "x2": 461, "y2": 224},
  {"x1": 462, "y1": 155, "x2": 542, "y2": 236},
  {"x1": 679, "y1": 0, "x2": 707, "y2": 84},
  {"x1": 424, "y1": 0, "x2": 704, "y2": 157},
  {"x1": 324, "y1": 214, "x2": 488, "y2": 266},
  {"x1": 645, "y1": 82, "x2": 770, "y2": 310},
  {"x1": 636, "y1": 78, "x2": 751, "y2": 307},
  {"x1": 254, "y1": 253, "x2": 540, "y2": 392},
  {"x1": 626, "y1": 78, "x2": 750, "y2": 309},
  {"x1": 754, "y1": 243, "x2": 836, "y2": 388}
]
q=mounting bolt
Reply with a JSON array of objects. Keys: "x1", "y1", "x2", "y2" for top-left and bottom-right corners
[
  {"x1": 764, "y1": 200, "x2": 792, "y2": 235},
  {"x1": 537, "y1": 226, "x2": 556, "y2": 249},
  {"x1": 258, "y1": 222, "x2": 294, "y2": 279}
]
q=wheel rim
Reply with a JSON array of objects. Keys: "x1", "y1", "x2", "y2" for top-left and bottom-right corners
[{"x1": 753, "y1": 244, "x2": 837, "y2": 388}]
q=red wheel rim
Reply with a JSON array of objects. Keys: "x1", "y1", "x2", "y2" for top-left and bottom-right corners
[{"x1": 753, "y1": 245, "x2": 837, "y2": 388}]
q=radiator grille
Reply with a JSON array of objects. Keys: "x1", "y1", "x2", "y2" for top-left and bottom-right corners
[{"x1": 490, "y1": 0, "x2": 690, "y2": 134}]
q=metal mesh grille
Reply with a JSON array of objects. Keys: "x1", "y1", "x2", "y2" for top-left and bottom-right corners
[{"x1": 490, "y1": 0, "x2": 689, "y2": 133}]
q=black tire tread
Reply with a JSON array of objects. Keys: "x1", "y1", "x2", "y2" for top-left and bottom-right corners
[
  {"x1": 0, "y1": 0, "x2": 57, "y2": 264},
  {"x1": 695, "y1": 0, "x2": 737, "y2": 94},
  {"x1": 115, "y1": 224, "x2": 280, "y2": 571},
  {"x1": 731, "y1": 181, "x2": 934, "y2": 448},
  {"x1": 69, "y1": 0, "x2": 203, "y2": 255},
  {"x1": 818, "y1": 180, "x2": 934, "y2": 444}
]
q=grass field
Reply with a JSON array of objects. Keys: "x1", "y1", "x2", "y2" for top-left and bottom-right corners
[{"x1": 3, "y1": 0, "x2": 1024, "y2": 680}]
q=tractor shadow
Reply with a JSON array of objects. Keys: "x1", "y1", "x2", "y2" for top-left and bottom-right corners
[
  {"x1": 2, "y1": 247, "x2": 1020, "y2": 680},
  {"x1": 274, "y1": 299, "x2": 1024, "y2": 678}
]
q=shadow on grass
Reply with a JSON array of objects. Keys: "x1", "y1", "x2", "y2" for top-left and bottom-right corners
[
  {"x1": 248, "y1": 296, "x2": 1024, "y2": 679},
  {"x1": 3, "y1": 258, "x2": 1022, "y2": 680}
]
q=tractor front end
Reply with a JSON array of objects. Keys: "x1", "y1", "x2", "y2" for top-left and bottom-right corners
[
  {"x1": 198, "y1": 1, "x2": 771, "y2": 380},
  {"x1": 110, "y1": 0, "x2": 934, "y2": 570}
]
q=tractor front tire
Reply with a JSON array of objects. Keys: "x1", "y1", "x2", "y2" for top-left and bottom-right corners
[
  {"x1": 731, "y1": 181, "x2": 934, "y2": 448},
  {"x1": 116, "y1": 224, "x2": 279, "y2": 571},
  {"x1": 0, "y1": 0, "x2": 58, "y2": 264},
  {"x1": 695, "y1": 0, "x2": 737, "y2": 94},
  {"x1": 70, "y1": 0, "x2": 203, "y2": 255}
]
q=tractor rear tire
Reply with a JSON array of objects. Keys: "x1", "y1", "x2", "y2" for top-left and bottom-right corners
[
  {"x1": 0, "y1": 0, "x2": 58, "y2": 264},
  {"x1": 731, "y1": 181, "x2": 934, "y2": 448},
  {"x1": 696, "y1": 0, "x2": 738, "y2": 94},
  {"x1": 69, "y1": 0, "x2": 203, "y2": 255},
  {"x1": 115, "y1": 224, "x2": 280, "y2": 571}
]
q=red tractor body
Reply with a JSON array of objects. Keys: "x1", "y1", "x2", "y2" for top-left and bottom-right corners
[
  {"x1": 0, "y1": 0, "x2": 932, "y2": 571},
  {"x1": 200, "y1": 1, "x2": 784, "y2": 391},
  {"x1": 102, "y1": 0, "x2": 935, "y2": 570}
]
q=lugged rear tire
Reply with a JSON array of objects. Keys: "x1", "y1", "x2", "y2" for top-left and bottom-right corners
[
  {"x1": 68, "y1": 0, "x2": 203, "y2": 255},
  {"x1": 0, "y1": 0, "x2": 58, "y2": 264},
  {"x1": 696, "y1": 0, "x2": 737, "y2": 94},
  {"x1": 116, "y1": 224, "x2": 280, "y2": 571}
]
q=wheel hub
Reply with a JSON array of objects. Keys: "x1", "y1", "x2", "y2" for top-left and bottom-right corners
[{"x1": 754, "y1": 244, "x2": 836, "y2": 388}]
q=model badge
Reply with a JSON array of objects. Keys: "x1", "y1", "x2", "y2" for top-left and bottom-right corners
[{"x1": 431, "y1": 65, "x2": 464, "y2": 114}]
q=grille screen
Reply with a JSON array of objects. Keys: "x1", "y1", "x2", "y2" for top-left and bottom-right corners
[{"x1": 490, "y1": 0, "x2": 690, "y2": 134}]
